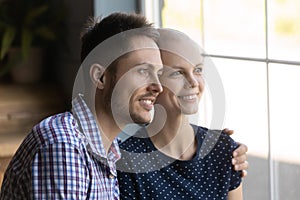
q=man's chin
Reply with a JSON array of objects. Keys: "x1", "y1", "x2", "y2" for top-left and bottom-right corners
[{"x1": 130, "y1": 114, "x2": 151, "y2": 125}]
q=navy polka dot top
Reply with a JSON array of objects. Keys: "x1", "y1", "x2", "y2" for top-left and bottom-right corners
[{"x1": 117, "y1": 125, "x2": 242, "y2": 199}]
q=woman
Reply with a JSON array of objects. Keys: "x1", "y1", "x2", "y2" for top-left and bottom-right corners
[{"x1": 117, "y1": 28, "x2": 243, "y2": 199}]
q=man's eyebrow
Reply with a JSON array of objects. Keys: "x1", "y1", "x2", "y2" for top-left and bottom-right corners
[
  {"x1": 134, "y1": 62, "x2": 161, "y2": 68},
  {"x1": 134, "y1": 62, "x2": 151, "y2": 67}
]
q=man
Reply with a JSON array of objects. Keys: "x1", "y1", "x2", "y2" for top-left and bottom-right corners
[{"x1": 0, "y1": 12, "x2": 247, "y2": 199}]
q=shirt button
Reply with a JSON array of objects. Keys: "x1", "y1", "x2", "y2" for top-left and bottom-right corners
[{"x1": 109, "y1": 174, "x2": 115, "y2": 179}]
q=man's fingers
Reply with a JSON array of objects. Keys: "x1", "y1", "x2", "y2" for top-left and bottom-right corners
[
  {"x1": 241, "y1": 170, "x2": 248, "y2": 178},
  {"x1": 233, "y1": 143, "x2": 248, "y2": 157},
  {"x1": 232, "y1": 154, "x2": 247, "y2": 165},
  {"x1": 234, "y1": 161, "x2": 249, "y2": 171},
  {"x1": 223, "y1": 128, "x2": 234, "y2": 135}
]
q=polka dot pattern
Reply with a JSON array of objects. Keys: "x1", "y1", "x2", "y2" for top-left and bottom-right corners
[{"x1": 117, "y1": 125, "x2": 242, "y2": 199}]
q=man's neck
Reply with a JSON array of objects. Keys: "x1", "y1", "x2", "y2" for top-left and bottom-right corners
[{"x1": 95, "y1": 112, "x2": 122, "y2": 153}]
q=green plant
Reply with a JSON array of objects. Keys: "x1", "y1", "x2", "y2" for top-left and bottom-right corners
[{"x1": 0, "y1": 0, "x2": 66, "y2": 76}]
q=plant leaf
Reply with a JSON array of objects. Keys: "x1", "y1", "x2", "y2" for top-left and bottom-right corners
[
  {"x1": 35, "y1": 26, "x2": 56, "y2": 40},
  {"x1": 25, "y1": 5, "x2": 49, "y2": 24},
  {"x1": 21, "y1": 28, "x2": 33, "y2": 61},
  {"x1": 0, "y1": 27, "x2": 16, "y2": 60}
]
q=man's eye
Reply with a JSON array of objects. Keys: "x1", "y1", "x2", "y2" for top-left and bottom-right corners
[
  {"x1": 169, "y1": 71, "x2": 183, "y2": 77},
  {"x1": 138, "y1": 68, "x2": 149, "y2": 75},
  {"x1": 157, "y1": 69, "x2": 163, "y2": 77}
]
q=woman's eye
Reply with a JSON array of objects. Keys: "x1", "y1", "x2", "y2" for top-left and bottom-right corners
[{"x1": 194, "y1": 67, "x2": 203, "y2": 74}]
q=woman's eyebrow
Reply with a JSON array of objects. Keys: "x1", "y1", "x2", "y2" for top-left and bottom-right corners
[{"x1": 195, "y1": 63, "x2": 204, "y2": 67}]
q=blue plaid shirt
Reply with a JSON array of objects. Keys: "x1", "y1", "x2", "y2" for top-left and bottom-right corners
[{"x1": 0, "y1": 95, "x2": 121, "y2": 199}]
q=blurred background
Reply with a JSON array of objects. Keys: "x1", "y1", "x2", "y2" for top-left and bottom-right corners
[{"x1": 0, "y1": 0, "x2": 299, "y2": 199}]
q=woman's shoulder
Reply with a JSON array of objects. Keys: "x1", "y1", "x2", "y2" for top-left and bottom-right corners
[{"x1": 191, "y1": 124, "x2": 238, "y2": 152}]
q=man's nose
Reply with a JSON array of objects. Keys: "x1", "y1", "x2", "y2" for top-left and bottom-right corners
[
  {"x1": 148, "y1": 82, "x2": 163, "y2": 94},
  {"x1": 147, "y1": 75, "x2": 163, "y2": 94}
]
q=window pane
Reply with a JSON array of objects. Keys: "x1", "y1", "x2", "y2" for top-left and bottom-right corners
[
  {"x1": 212, "y1": 58, "x2": 269, "y2": 199},
  {"x1": 94, "y1": 0, "x2": 136, "y2": 17},
  {"x1": 203, "y1": 0, "x2": 266, "y2": 58},
  {"x1": 268, "y1": 0, "x2": 300, "y2": 62},
  {"x1": 269, "y1": 64, "x2": 300, "y2": 199},
  {"x1": 161, "y1": 0, "x2": 203, "y2": 45}
]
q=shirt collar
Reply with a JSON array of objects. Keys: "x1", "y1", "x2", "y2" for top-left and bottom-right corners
[{"x1": 72, "y1": 94, "x2": 121, "y2": 163}]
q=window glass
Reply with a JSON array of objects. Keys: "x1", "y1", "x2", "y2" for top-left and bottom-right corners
[
  {"x1": 161, "y1": 0, "x2": 203, "y2": 45},
  {"x1": 269, "y1": 64, "x2": 300, "y2": 199},
  {"x1": 268, "y1": 0, "x2": 300, "y2": 61},
  {"x1": 212, "y1": 58, "x2": 268, "y2": 157},
  {"x1": 203, "y1": 0, "x2": 266, "y2": 58}
]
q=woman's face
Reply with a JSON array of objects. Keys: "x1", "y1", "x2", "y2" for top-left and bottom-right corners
[{"x1": 156, "y1": 50, "x2": 205, "y2": 115}]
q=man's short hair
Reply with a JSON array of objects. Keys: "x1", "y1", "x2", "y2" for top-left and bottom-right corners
[
  {"x1": 80, "y1": 12, "x2": 158, "y2": 63},
  {"x1": 74, "y1": 12, "x2": 160, "y2": 103}
]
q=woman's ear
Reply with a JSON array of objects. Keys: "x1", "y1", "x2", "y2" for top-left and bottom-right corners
[{"x1": 90, "y1": 63, "x2": 106, "y2": 89}]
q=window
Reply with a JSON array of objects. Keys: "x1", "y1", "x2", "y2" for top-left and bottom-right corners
[{"x1": 159, "y1": 0, "x2": 300, "y2": 199}]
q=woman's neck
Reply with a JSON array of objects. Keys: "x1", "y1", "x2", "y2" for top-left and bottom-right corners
[{"x1": 148, "y1": 111, "x2": 197, "y2": 160}]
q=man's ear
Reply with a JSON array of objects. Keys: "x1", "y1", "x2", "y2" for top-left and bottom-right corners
[{"x1": 90, "y1": 63, "x2": 106, "y2": 89}]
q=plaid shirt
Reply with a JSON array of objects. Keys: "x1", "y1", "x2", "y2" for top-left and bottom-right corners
[{"x1": 0, "y1": 95, "x2": 121, "y2": 199}]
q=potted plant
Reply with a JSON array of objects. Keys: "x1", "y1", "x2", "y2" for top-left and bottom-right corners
[{"x1": 0, "y1": 0, "x2": 67, "y2": 83}]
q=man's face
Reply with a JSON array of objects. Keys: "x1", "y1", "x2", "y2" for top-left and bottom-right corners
[{"x1": 107, "y1": 36, "x2": 163, "y2": 126}]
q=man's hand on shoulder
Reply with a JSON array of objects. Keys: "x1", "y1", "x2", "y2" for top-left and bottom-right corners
[{"x1": 223, "y1": 128, "x2": 249, "y2": 178}]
